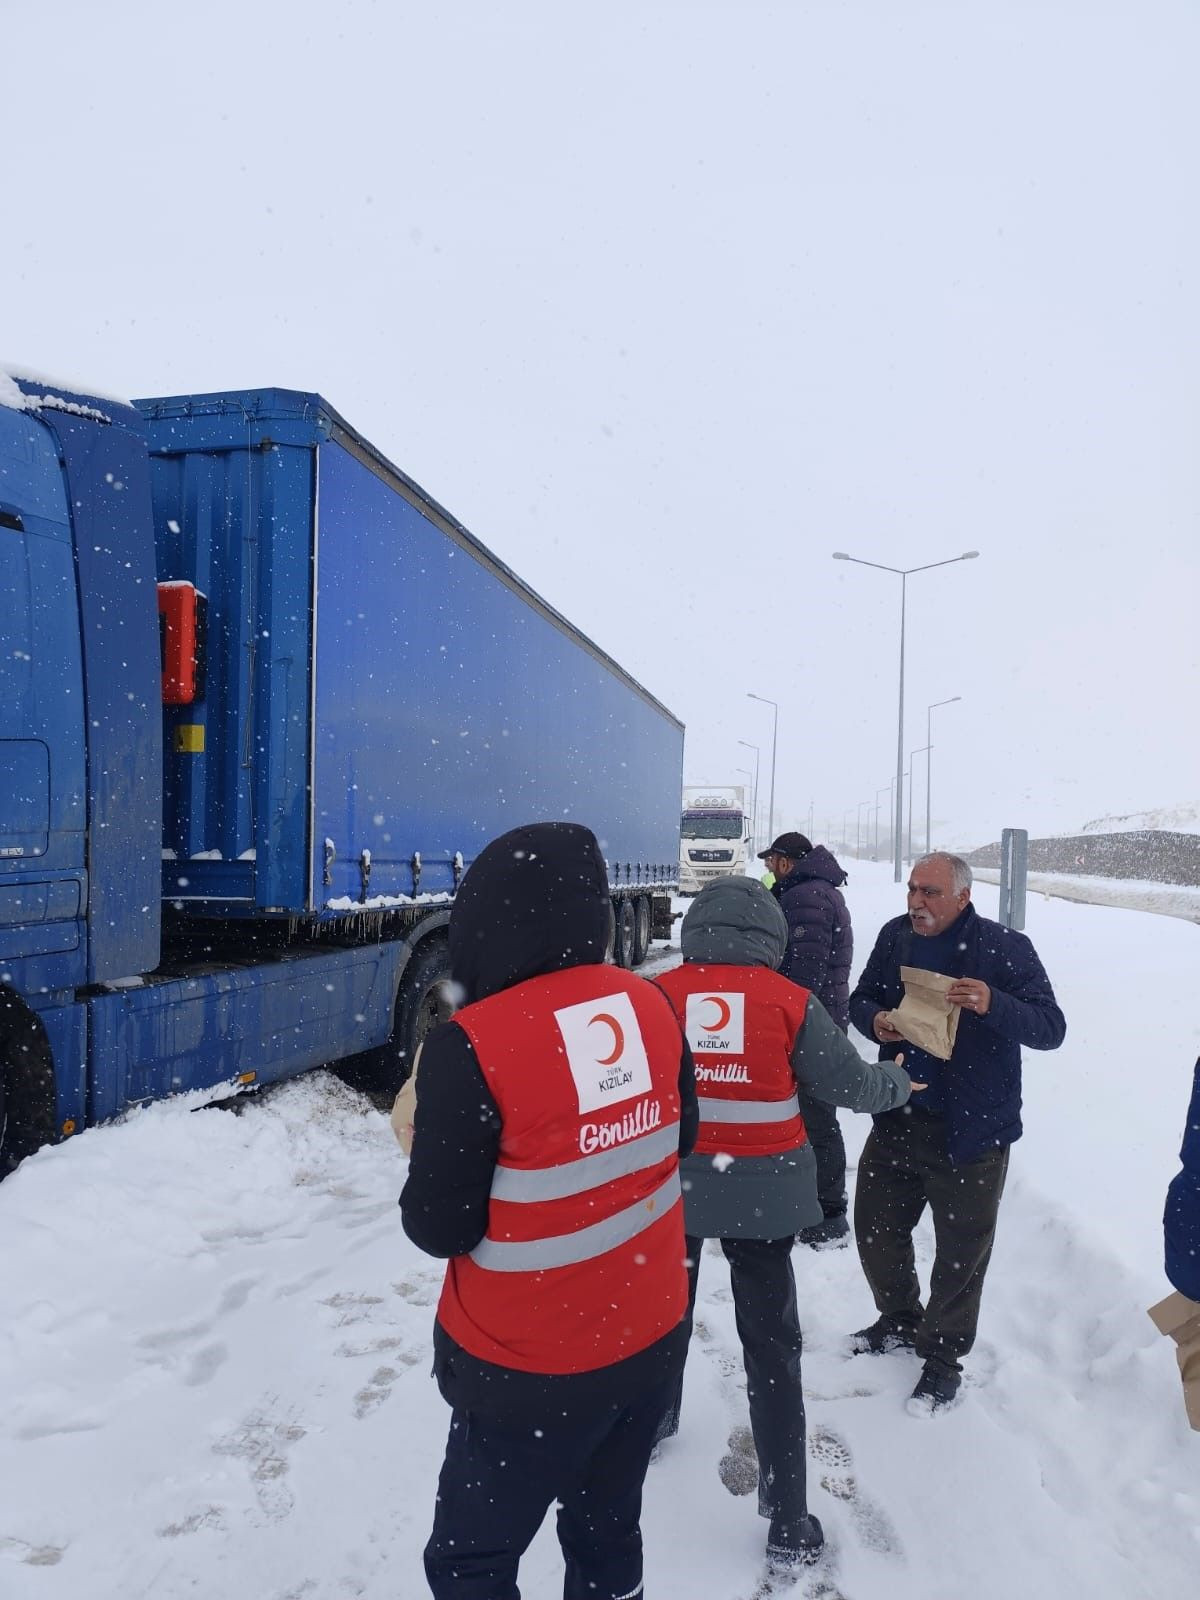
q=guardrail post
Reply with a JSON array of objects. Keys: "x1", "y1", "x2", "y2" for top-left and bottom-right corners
[{"x1": 998, "y1": 827, "x2": 1028, "y2": 930}]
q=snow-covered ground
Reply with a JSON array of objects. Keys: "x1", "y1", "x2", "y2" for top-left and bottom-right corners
[
  {"x1": 971, "y1": 868, "x2": 1200, "y2": 924},
  {"x1": 3, "y1": 863, "x2": 1198, "y2": 1599}
]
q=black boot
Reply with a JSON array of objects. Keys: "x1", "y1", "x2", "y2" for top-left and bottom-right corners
[
  {"x1": 848, "y1": 1311, "x2": 920, "y2": 1355},
  {"x1": 797, "y1": 1213, "x2": 850, "y2": 1249},
  {"x1": 908, "y1": 1359, "x2": 962, "y2": 1414},
  {"x1": 766, "y1": 1511, "x2": 824, "y2": 1573}
]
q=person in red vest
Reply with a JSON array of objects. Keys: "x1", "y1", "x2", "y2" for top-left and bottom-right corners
[
  {"x1": 400, "y1": 821, "x2": 697, "y2": 1600},
  {"x1": 654, "y1": 876, "x2": 915, "y2": 1576}
]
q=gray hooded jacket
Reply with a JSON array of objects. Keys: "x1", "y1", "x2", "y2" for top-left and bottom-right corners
[{"x1": 671, "y1": 877, "x2": 911, "y2": 1238}]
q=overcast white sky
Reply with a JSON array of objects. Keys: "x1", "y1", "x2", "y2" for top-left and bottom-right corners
[{"x1": 6, "y1": 0, "x2": 1197, "y2": 851}]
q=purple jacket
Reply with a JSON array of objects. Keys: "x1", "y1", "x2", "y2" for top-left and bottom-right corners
[{"x1": 771, "y1": 846, "x2": 853, "y2": 1030}]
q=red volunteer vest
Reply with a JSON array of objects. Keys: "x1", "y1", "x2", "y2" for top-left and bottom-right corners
[
  {"x1": 437, "y1": 964, "x2": 688, "y2": 1375},
  {"x1": 655, "y1": 963, "x2": 810, "y2": 1156}
]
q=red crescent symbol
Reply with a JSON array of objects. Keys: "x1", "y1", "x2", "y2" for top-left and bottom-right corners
[
  {"x1": 589, "y1": 1013, "x2": 625, "y2": 1066},
  {"x1": 700, "y1": 995, "x2": 732, "y2": 1032}
]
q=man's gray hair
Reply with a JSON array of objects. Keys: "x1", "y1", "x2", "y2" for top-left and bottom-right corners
[{"x1": 912, "y1": 852, "x2": 973, "y2": 894}]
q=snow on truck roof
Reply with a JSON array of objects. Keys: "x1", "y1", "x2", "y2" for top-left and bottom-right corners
[{"x1": 0, "y1": 366, "x2": 128, "y2": 423}]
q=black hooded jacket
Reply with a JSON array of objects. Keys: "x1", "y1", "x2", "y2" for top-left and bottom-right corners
[
  {"x1": 772, "y1": 845, "x2": 853, "y2": 1029},
  {"x1": 399, "y1": 821, "x2": 698, "y2": 1420}
]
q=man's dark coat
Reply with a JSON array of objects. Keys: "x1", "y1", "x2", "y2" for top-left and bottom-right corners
[
  {"x1": 1165, "y1": 1059, "x2": 1200, "y2": 1301},
  {"x1": 772, "y1": 846, "x2": 853, "y2": 1030},
  {"x1": 849, "y1": 902, "x2": 1066, "y2": 1166}
]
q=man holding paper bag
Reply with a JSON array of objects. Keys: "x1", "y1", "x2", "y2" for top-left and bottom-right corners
[
  {"x1": 1148, "y1": 1056, "x2": 1200, "y2": 1430},
  {"x1": 847, "y1": 853, "x2": 1066, "y2": 1413}
]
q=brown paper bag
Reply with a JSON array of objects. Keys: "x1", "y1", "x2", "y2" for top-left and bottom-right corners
[
  {"x1": 390, "y1": 1042, "x2": 424, "y2": 1157},
  {"x1": 1148, "y1": 1290, "x2": 1200, "y2": 1430},
  {"x1": 890, "y1": 966, "x2": 962, "y2": 1061}
]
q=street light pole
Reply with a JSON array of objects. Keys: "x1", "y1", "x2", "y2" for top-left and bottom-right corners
[
  {"x1": 909, "y1": 746, "x2": 931, "y2": 863},
  {"x1": 832, "y1": 552, "x2": 978, "y2": 882},
  {"x1": 857, "y1": 799, "x2": 871, "y2": 860},
  {"x1": 875, "y1": 784, "x2": 890, "y2": 858},
  {"x1": 737, "y1": 739, "x2": 761, "y2": 852},
  {"x1": 926, "y1": 696, "x2": 962, "y2": 854},
  {"x1": 747, "y1": 693, "x2": 779, "y2": 845},
  {"x1": 735, "y1": 767, "x2": 756, "y2": 856},
  {"x1": 842, "y1": 807, "x2": 854, "y2": 852}
]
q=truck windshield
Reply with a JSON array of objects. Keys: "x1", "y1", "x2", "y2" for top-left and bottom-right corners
[{"x1": 681, "y1": 815, "x2": 743, "y2": 839}]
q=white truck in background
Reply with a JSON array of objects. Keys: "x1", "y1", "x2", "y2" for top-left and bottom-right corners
[{"x1": 679, "y1": 786, "x2": 751, "y2": 894}]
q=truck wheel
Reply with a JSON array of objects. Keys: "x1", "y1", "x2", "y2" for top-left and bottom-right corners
[
  {"x1": 336, "y1": 938, "x2": 452, "y2": 1102},
  {"x1": 614, "y1": 899, "x2": 637, "y2": 969},
  {"x1": 0, "y1": 992, "x2": 57, "y2": 1177},
  {"x1": 632, "y1": 896, "x2": 652, "y2": 966}
]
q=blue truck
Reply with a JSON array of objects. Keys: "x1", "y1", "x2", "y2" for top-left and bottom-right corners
[{"x1": 0, "y1": 373, "x2": 682, "y2": 1171}]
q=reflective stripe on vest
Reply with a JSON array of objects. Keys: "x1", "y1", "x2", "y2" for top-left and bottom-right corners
[
  {"x1": 489, "y1": 1122, "x2": 680, "y2": 1203},
  {"x1": 471, "y1": 1169, "x2": 682, "y2": 1272},
  {"x1": 698, "y1": 1093, "x2": 802, "y2": 1124}
]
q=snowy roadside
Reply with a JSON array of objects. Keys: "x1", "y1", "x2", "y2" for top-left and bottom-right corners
[
  {"x1": 972, "y1": 867, "x2": 1200, "y2": 924},
  {"x1": 2, "y1": 864, "x2": 1198, "y2": 1599}
]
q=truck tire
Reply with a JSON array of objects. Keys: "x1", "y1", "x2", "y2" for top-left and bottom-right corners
[
  {"x1": 613, "y1": 899, "x2": 637, "y2": 969},
  {"x1": 336, "y1": 937, "x2": 452, "y2": 1101},
  {"x1": 632, "y1": 896, "x2": 652, "y2": 966},
  {"x1": 0, "y1": 991, "x2": 57, "y2": 1178}
]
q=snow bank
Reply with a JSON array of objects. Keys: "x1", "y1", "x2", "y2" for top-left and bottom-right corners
[{"x1": 973, "y1": 867, "x2": 1200, "y2": 923}]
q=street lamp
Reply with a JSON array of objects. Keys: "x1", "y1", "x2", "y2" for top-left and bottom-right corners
[
  {"x1": 737, "y1": 739, "x2": 761, "y2": 851},
  {"x1": 856, "y1": 799, "x2": 871, "y2": 860},
  {"x1": 832, "y1": 551, "x2": 979, "y2": 882},
  {"x1": 926, "y1": 696, "x2": 962, "y2": 854},
  {"x1": 908, "y1": 748, "x2": 930, "y2": 863},
  {"x1": 735, "y1": 766, "x2": 757, "y2": 854},
  {"x1": 841, "y1": 807, "x2": 855, "y2": 852},
  {"x1": 875, "y1": 784, "x2": 890, "y2": 858},
  {"x1": 747, "y1": 693, "x2": 779, "y2": 845}
]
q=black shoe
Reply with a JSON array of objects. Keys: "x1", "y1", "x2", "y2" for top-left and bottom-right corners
[
  {"x1": 907, "y1": 1360, "x2": 962, "y2": 1414},
  {"x1": 797, "y1": 1213, "x2": 850, "y2": 1249},
  {"x1": 765, "y1": 1512, "x2": 824, "y2": 1574},
  {"x1": 848, "y1": 1313, "x2": 919, "y2": 1355}
]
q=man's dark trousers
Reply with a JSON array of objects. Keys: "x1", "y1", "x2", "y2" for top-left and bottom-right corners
[
  {"x1": 657, "y1": 1235, "x2": 809, "y2": 1532},
  {"x1": 854, "y1": 1106, "x2": 1009, "y2": 1371},
  {"x1": 796, "y1": 1089, "x2": 848, "y2": 1218},
  {"x1": 424, "y1": 1375, "x2": 675, "y2": 1600}
]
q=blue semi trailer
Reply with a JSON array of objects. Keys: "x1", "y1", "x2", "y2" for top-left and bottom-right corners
[{"x1": 0, "y1": 373, "x2": 682, "y2": 1170}]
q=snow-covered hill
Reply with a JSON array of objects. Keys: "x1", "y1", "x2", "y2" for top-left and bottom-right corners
[{"x1": 1081, "y1": 803, "x2": 1200, "y2": 835}]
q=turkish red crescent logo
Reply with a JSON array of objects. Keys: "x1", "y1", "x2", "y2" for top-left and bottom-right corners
[
  {"x1": 699, "y1": 995, "x2": 732, "y2": 1031},
  {"x1": 589, "y1": 1012, "x2": 625, "y2": 1065}
]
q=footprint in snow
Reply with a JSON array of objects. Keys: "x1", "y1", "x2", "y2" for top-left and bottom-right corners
[
  {"x1": 157, "y1": 1506, "x2": 226, "y2": 1539},
  {"x1": 354, "y1": 1365, "x2": 400, "y2": 1418},
  {"x1": 808, "y1": 1424, "x2": 903, "y2": 1558},
  {"x1": 0, "y1": 1536, "x2": 66, "y2": 1567},
  {"x1": 212, "y1": 1408, "x2": 307, "y2": 1523}
]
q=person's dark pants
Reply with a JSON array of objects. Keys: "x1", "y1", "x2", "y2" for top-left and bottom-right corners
[
  {"x1": 424, "y1": 1376, "x2": 675, "y2": 1600},
  {"x1": 796, "y1": 1089, "x2": 847, "y2": 1219},
  {"x1": 657, "y1": 1235, "x2": 808, "y2": 1529},
  {"x1": 854, "y1": 1108, "x2": 1010, "y2": 1372}
]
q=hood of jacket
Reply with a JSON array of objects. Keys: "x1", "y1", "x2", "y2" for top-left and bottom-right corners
[
  {"x1": 449, "y1": 822, "x2": 611, "y2": 1004},
  {"x1": 681, "y1": 876, "x2": 788, "y2": 969},
  {"x1": 777, "y1": 844, "x2": 847, "y2": 890}
]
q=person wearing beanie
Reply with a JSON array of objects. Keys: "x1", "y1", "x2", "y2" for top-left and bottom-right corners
[
  {"x1": 400, "y1": 821, "x2": 698, "y2": 1600},
  {"x1": 654, "y1": 876, "x2": 913, "y2": 1577},
  {"x1": 758, "y1": 832, "x2": 855, "y2": 1247}
]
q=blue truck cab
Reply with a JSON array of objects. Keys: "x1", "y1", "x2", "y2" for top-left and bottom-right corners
[{"x1": 0, "y1": 374, "x2": 682, "y2": 1170}]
